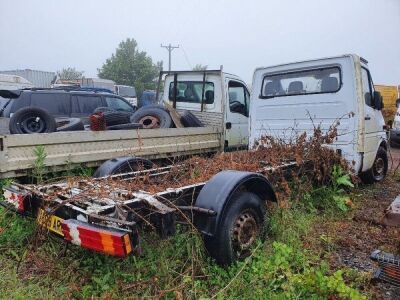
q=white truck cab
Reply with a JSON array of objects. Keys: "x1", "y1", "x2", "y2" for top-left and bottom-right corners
[
  {"x1": 161, "y1": 70, "x2": 250, "y2": 149},
  {"x1": 115, "y1": 84, "x2": 137, "y2": 108},
  {"x1": 250, "y1": 54, "x2": 388, "y2": 183}
]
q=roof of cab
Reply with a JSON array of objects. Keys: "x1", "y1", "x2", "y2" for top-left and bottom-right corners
[{"x1": 254, "y1": 54, "x2": 363, "y2": 73}]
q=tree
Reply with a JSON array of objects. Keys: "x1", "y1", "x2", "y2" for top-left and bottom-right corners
[
  {"x1": 57, "y1": 67, "x2": 84, "y2": 80},
  {"x1": 98, "y1": 38, "x2": 162, "y2": 97},
  {"x1": 192, "y1": 64, "x2": 208, "y2": 71}
]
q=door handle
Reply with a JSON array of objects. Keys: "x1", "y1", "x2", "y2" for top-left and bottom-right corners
[
  {"x1": 226, "y1": 122, "x2": 232, "y2": 129},
  {"x1": 365, "y1": 116, "x2": 371, "y2": 120}
]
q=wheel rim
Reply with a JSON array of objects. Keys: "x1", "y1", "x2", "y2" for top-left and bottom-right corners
[
  {"x1": 138, "y1": 116, "x2": 160, "y2": 129},
  {"x1": 20, "y1": 116, "x2": 45, "y2": 133},
  {"x1": 373, "y1": 157, "x2": 385, "y2": 181},
  {"x1": 232, "y1": 210, "x2": 259, "y2": 258}
]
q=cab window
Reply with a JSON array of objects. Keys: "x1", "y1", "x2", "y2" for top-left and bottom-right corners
[
  {"x1": 228, "y1": 81, "x2": 249, "y2": 117},
  {"x1": 361, "y1": 68, "x2": 374, "y2": 107},
  {"x1": 169, "y1": 81, "x2": 214, "y2": 104}
]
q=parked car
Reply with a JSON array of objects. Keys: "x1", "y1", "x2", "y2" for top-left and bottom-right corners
[
  {"x1": 0, "y1": 88, "x2": 137, "y2": 134},
  {"x1": 0, "y1": 88, "x2": 136, "y2": 121}
]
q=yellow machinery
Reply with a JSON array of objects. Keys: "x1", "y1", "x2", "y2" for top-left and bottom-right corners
[{"x1": 375, "y1": 85, "x2": 399, "y2": 124}]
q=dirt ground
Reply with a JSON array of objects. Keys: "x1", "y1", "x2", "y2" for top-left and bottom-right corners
[{"x1": 315, "y1": 147, "x2": 400, "y2": 299}]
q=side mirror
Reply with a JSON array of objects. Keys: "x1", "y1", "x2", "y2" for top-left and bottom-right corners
[
  {"x1": 373, "y1": 91, "x2": 383, "y2": 110},
  {"x1": 396, "y1": 98, "x2": 400, "y2": 108}
]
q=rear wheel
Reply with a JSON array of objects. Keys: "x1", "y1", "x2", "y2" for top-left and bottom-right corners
[
  {"x1": 360, "y1": 146, "x2": 388, "y2": 184},
  {"x1": 203, "y1": 192, "x2": 266, "y2": 265}
]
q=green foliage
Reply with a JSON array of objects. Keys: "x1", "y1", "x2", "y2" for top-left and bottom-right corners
[
  {"x1": 98, "y1": 38, "x2": 162, "y2": 97},
  {"x1": 304, "y1": 165, "x2": 354, "y2": 212},
  {"x1": 32, "y1": 145, "x2": 47, "y2": 184},
  {"x1": 56, "y1": 67, "x2": 84, "y2": 80}
]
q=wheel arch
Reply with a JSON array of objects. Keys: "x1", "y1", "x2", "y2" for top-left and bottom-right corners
[{"x1": 194, "y1": 170, "x2": 276, "y2": 236}]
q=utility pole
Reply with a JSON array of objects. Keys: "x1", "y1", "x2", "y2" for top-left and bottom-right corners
[{"x1": 161, "y1": 43, "x2": 179, "y2": 71}]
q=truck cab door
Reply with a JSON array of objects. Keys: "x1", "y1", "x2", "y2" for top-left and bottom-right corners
[
  {"x1": 361, "y1": 67, "x2": 385, "y2": 169},
  {"x1": 225, "y1": 80, "x2": 250, "y2": 150}
]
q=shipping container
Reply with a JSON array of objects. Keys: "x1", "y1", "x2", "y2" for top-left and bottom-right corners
[{"x1": 0, "y1": 69, "x2": 56, "y2": 88}]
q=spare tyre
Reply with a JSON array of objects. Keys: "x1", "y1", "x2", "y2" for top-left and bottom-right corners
[
  {"x1": 56, "y1": 118, "x2": 85, "y2": 132},
  {"x1": 9, "y1": 107, "x2": 56, "y2": 134},
  {"x1": 180, "y1": 110, "x2": 203, "y2": 127},
  {"x1": 130, "y1": 107, "x2": 172, "y2": 129},
  {"x1": 103, "y1": 111, "x2": 132, "y2": 126},
  {"x1": 106, "y1": 123, "x2": 143, "y2": 130}
]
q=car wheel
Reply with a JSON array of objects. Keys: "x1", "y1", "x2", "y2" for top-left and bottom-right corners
[
  {"x1": 102, "y1": 111, "x2": 132, "y2": 126},
  {"x1": 9, "y1": 107, "x2": 56, "y2": 134},
  {"x1": 360, "y1": 147, "x2": 388, "y2": 184},
  {"x1": 180, "y1": 110, "x2": 203, "y2": 127},
  {"x1": 203, "y1": 192, "x2": 266, "y2": 265},
  {"x1": 130, "y1": 107, "x2": 172, "y2": 129}
]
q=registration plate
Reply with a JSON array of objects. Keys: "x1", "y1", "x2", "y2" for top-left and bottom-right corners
[{"x1": 37, "y1": 209, "x2": 64, "y2": 236}]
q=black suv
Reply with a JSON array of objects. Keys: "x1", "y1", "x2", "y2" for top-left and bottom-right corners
[{"x1": 0, "y1": 89, "x2": 135, "y2": 121}]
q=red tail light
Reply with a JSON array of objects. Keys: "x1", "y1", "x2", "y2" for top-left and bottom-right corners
[{"x1": 61, "y1": 219, "x2": 133, "y2": 257}]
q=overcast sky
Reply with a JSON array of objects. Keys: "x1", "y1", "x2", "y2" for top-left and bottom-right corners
[{"x1": 0, "y1": 0, "x2": 399, "y2": 84}]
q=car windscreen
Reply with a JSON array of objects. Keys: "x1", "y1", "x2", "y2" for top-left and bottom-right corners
[{"x1": 0, "y1": 96, "x2": 8, "y2": 109}]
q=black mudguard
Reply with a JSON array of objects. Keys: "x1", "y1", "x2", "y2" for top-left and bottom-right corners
[
  {"x1": 194, "y1": 170, "x2": 276, "y2": 236},
  {"x1": 93, "y1": 157, "x2": 153, "y2": 178}
]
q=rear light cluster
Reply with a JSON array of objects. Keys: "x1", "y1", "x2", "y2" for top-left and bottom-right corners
[
  {"x1": 89, "y1": 112, "x2": 106, "y2": 131},
  {"x1": 61, "y1": 219, "x2": 133, "y2": 257},
  {"x1": 3, "y1": 189, "x2": 26, "y2": 212}
]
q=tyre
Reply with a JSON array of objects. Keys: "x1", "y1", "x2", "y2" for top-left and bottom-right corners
[
  {"x1": 106, "y1": 123, "x2": 143, "y2": 130},
  {"x1": 9, "y1": 107, "x2": 56, "y2": 134},
  {"x1": 130, "y1": 107, "x2": 172, "y2": 129},
  {"x1": 93, "y1": 157, "x2": 154, "y2": 178},
  {"x1": 360, "y1": 146, "x2": 388, "y2": 184},
  {"x1": 103, "y1": 111, "x2": 132, "y2": 126},
  {"x1": 203, "y1": 192, "x2": 266, "y2": 265},
  {"x1": 56, "y1": 118, "x2": 84, "y2": 132},
  {"x1": 180, "y1": 110, "x2": 203, "y2": 127}
]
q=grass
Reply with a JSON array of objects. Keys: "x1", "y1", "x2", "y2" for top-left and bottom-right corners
[{"x1": 0, "y1": 186, "x2": 367, "y2": 299}]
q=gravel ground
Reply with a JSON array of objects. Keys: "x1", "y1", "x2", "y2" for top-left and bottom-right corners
[{"x1": 320, "y1": 146, "x2": 400, "y2": 299}]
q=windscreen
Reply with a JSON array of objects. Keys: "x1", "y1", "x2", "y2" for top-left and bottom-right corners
[
  {"x1": 261, "y1": 66, "x2": 341, "y2": 98},
  {"x1": 169, "y1": 81, "x2": 214, "y2": 104}
]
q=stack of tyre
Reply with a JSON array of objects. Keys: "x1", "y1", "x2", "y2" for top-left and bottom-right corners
[
  {"x1": 8, "y1": 105, "x2": 203, "y2": 135},
  {"x1": 95, "y1": 105, "x2": 203, "y2": 130},
  {"x1": 129, "y1": 106, "x2": 203, "y2": 129}
]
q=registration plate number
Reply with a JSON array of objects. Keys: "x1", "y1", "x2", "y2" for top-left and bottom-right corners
[{"x1": 37, "y1": 209, "x2": 64, "y2": 236}]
